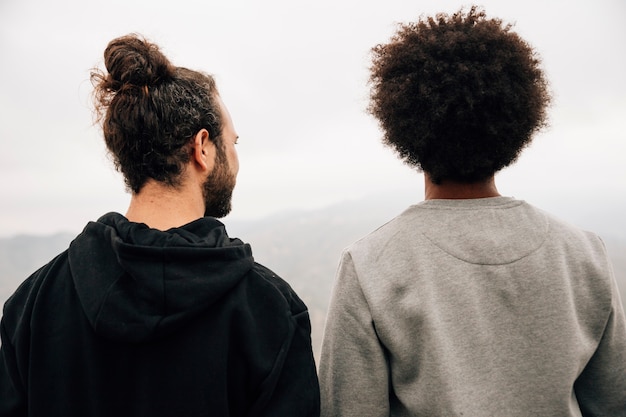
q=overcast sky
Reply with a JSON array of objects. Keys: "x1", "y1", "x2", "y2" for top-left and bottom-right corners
[{"x1": 0, "y1": 0, "x2": 624, "y2": 238}]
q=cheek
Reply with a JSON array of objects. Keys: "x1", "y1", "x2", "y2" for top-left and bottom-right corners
[{"x1": 229, "y1": 147, "x2": 240, "y2": 176}]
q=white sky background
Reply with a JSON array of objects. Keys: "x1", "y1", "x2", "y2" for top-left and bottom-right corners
[{"x1": 0, "y1": 0, "x2": 624, "y2": 238}]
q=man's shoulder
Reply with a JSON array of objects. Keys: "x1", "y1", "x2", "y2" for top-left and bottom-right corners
[
  {"x1": 345, "y1": 206, "x2": 422, "y2": 256},
  {"x1": 7, "y1": 250, "x2": 70, "y2": 300},
  {"x1": 532, "y1": 204, "x2": 606, "y2": 251},
  {"x1": 2, "y1": 250, "x2": 70, "y2": 333},
  {"x1": 245, "y1": 263, "x2": 308, "y2": 316}
]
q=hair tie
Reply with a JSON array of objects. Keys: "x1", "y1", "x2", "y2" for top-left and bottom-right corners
[{"x1": 143, "y1": 85, "x2": 149, "y2": 95}]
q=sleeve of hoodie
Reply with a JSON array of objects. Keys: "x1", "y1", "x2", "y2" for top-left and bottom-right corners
[
  {"x1": 0, "y1": 321, "x2": 26, "y2": 417},
  {"x1": 319, "y1": 250, "x2": 390, "y2": 417},
  {"x1": 259, "y1": 301, "x2": 320, "y2": 417},
  {"x1": 0, "y1": 269, "x2": 42, "y2": 417},
  {"x1": 250, "y1": 269, "x2": 320, "y2": 417}
]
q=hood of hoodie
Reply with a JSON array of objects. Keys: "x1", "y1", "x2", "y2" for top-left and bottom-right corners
[{"x1": 68, "y1": 212, "x2": 254, "y2": 343}]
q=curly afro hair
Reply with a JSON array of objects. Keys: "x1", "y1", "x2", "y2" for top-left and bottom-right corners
[
  {"x1": 368, "y1": 6, "x2": 551, "y2": 183},
  {"x1": 91, "y1": 34, "x2": 223, "y2": 194}
]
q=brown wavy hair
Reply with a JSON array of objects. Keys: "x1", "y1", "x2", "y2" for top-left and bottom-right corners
[
  {"x1": 91, "y1": 33, "x2": 223, "y2": 193},
  {"x1": 368, "y1": 6, "x2": 551, "y2": 183}
]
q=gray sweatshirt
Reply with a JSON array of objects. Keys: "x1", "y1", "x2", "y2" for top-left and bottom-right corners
[{"x1": 320, "y1": 197, "x2": 626, "y2": 416}]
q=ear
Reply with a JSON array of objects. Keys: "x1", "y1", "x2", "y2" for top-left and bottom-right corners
[{"x1": 192, "y1": 129, "x2": 216, "y2": 173}]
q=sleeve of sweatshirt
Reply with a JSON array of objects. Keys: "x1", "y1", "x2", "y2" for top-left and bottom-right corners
[
  {"x1": 574, "y1": 269, "x2": 626, "y2": 416},
  {"x1": 319, "y1": 250, "x2": 390, "y2": 417}
]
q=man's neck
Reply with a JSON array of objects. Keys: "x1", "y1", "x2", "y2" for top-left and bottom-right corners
[
  {"x1": 125, "y1": 179, "x2": 205, "y2": 231},
  {"x1": 424, "y1": 174, "x2": 501, "y2": 200}
]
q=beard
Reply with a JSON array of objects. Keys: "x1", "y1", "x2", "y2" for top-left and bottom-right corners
[{"x1": 202, "y1": 151, "x2": 236, "y2": 219}]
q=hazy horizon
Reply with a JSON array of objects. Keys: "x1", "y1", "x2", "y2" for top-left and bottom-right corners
[{"x1": 2, "y1": 187, "x2": 625, "y2": 246}]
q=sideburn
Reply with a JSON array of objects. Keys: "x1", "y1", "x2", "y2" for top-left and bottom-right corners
[{"x1": 202, "y1": 143, "x2": 236, "y2": 219}]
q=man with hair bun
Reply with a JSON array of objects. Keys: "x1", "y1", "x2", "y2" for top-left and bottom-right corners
[
  {"x1": 320, "y1": 6, "x2": 626, "y2": 416},
  {"x1": 0, "y1": 33, "x2": 320, "y2": 416}
]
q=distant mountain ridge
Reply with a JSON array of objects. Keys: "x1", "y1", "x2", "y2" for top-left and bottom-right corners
[{"x1": 1, "y1": 194, "x2": 625, "y2": 360}]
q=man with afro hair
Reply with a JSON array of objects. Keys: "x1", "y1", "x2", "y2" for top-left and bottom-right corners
[{"x1": 319, "y1": 6, "x2": 626, "y2": 416}]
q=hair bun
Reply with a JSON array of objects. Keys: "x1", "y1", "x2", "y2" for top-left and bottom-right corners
[{"x1": 103, "y1": 33, "x2": 173, "y2": 90}]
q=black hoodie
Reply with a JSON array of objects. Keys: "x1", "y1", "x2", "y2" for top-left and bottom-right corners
[{"x1": 0, "y1": 213, "x2": 320, "y2": 416}]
